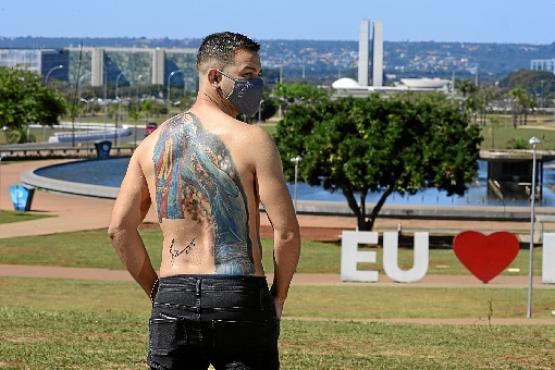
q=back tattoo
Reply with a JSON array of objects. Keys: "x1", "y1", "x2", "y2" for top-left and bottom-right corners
[{"x1": 152, "y1": 112, "x2": 255, "y2": 274}]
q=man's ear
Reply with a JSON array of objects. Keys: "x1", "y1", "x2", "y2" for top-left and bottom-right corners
[{"x1": 207, "y1": 69, "x2": 221, "y2": 87}]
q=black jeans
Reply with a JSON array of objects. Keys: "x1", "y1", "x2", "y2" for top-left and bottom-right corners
[{"x1": 147, "y1": 274, "x2": 280, "y2": 370}]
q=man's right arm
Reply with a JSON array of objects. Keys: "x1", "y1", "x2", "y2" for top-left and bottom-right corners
[
  {"x1": 252, "y1": 127, "x2": 301, "y2": 318},
  {"x1": 107, "y1": 150, "x2": 158, "y2": 300}
]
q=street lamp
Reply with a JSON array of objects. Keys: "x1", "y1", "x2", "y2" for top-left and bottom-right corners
[
  {"x1": 257, "y1": 99, "x2": 264, "y2": 123},
  {"x1": 132, "y1": 74, "x2": 144, "y2": 145},
  {"x1": 527, "y1": 136, "x2": 541, "y2": 318},
  {"x1": 44, "y1": 64, "x2": 63, "y2": 84},
  {"x1": 167, "y1": 70, "x2": 184, "y2": 112},
  {"x1": 114, "y1": 72, "x2": 126, "y2": 140},
  {"x1": 290, "y1": 156, "x2": 303, "y2": 212},
  {"x1": 115, "y1": 72, "x2": 126, "y2": 99}
]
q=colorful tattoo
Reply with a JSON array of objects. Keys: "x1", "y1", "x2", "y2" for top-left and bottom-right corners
[{"x1": 152, "y1": 112, "x2": 254, "y2": 274}]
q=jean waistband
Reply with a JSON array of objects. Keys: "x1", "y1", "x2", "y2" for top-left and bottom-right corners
[{"x1": 159, "y1": 274, "x2": 269, "y2": 289}]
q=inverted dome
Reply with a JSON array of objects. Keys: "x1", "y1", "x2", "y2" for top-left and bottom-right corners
[{"x1": 332, "y1": 78, "x2": 362, "y2": 89}]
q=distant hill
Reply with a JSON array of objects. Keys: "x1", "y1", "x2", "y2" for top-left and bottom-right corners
[{"x1": 1, "y1": 36, "x2": 554, "y2": 83}]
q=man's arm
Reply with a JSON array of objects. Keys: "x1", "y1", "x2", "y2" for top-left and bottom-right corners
[
  {"x1": 253, "y1": 127, "x2": 301, "y2": 318},
  {"x1": 108, "y1": 151, "x2": 158, "y2": 299}
]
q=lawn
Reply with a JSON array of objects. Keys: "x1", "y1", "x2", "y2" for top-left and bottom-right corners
[
  {"x1": 0, "y1": 210, "x2": 53, "y2": 225},
  {"x1": 0, "y1": 277, "x2": 553, "y2": 369},
  {"x1": 0, "y1": 227, "x2": 544, "y2": 276},
  {"x1": 481, "y1": 120, "x2": 555, "y2": 150}
]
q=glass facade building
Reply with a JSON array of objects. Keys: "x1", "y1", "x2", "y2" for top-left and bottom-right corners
[
  {"x1": 531, "y1": 59, "x2": 555, "y2": 74},
  {"x1": 0, "y1": 47, "x2": 198, "y2": 89}
]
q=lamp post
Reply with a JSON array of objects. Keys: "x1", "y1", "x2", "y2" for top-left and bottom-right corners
[
  {"x1": 527, "y1": 136, "x2": 541, "y2": 318},
  {"x1": 132, "y1": 74, "x2": 144, "y2": 145},
  {"x1": 290, "y1": 156, "x2": 303, "y2": 212},
  {"x1": 257, "y1": 99, "x2": 264, "y2": 123},
  {"x1": 115, "y1": 72, "x2": 126, "y2": 100},
  {"x1": 44, "y1": 64, "x2": 63, "y2": 84},
  {"x1": 167, "y1": 70, "x2": 183, "y2": 113},
  {"x1": 0, "y1": 152, "x2": 5, "y2": 209},
  {"x1": 114, "y1": 72, "x2": 126, "y2": 142}
]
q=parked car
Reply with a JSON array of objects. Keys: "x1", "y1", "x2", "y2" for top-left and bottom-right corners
[{"x1": 145, "y1": 122, "x2": 158, "y2": 136}]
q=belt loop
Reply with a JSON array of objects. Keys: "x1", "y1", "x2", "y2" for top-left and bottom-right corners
[{"x1": 195, "y1": 278, "x2": 201, "y2": 297}]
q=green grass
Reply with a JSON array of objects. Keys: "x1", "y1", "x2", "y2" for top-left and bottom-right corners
[
  {"x1": 481, "y1": 120, "x2": 555, "y2": 150},
  {"x1": 0, "y1": 210, "x2": 53, "y2": 225},
  {"x1": 0, "y1": 277, "x2": 553, "y2": 369},
  {"x1": 0, "y1": 228, "x2": 544, "y2": 276},
  {"x1": 1, "y1": 277, "x2": 553, "y2": 320}
]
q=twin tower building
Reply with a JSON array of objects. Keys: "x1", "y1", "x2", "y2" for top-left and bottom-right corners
[{"x1": 358, "y1": 19, "x2": 384, "y2": 87}]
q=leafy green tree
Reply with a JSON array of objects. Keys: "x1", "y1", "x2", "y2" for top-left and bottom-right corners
[
  {"x1": 275, "y1": 93, "x2": 482, "y2": 231},
  {"x1": 141, "y1": 99, "x2": 168, "y2": 118},
  {"x1": 509, "y1": 86, "x2": 535, "y2": 126},
  {"x1": 455, "y1": 79, "x2": 478, "y2": 98},
  {"x1": 259, "y1": 96, "x2": 277, "y2": 121},
  {"x1": 0, "y1": 67, "x2": 66, "y2": 143},
  {"x1": 272, "y1": 82, "x2": 329, "y2": 114},
  {"x1": 475, "y1": 84, "x2": 500, "y2": 125},
  {"x1": 500, "y1": 70, "x2": 555, "y2": 99}
]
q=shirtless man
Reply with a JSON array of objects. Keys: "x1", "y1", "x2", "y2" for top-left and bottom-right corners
[{"x1": 108, "y1": 32, "x2": 300, "y2": 370}]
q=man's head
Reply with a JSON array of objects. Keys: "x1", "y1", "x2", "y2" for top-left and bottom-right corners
[{"x1": 196, "y1": 32, "x2": 263, "y2": 116}]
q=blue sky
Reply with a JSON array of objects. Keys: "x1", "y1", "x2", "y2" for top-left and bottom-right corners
[{"x1": 1, "y1": 0, "x2": 554, "y2": 44}]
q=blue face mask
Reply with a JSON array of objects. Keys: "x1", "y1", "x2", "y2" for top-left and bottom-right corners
[{"x1": 219, "y1": 71, "x2": 264, "y2": 116}]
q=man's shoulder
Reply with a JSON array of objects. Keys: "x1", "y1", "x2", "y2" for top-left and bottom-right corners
[{"x1": 235, "y1": 123, "x2": 274, "y2": 147}]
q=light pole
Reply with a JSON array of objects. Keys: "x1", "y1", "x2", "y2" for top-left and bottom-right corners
[
  {"x1": 167, "y1": 70, "x2": 183, "y2": 113},
  {"x1": 527, "y1": 136, "x2": 541, "y2": 318},
  {"x1": 133, "y1": 74, "x2": 144, "y2": 145},
  {"x1": 257, "y1": 99, "x2": 264, "y2": 123},
  {"x1": 115, "y1": 72, "x2": 126, "y2": 100},
  {"x1": 290, "y1": 156, "x2": 303, "y2": 212},
  {"x1": 0, "y1": 152, "x2": 5, "y2": 210},
  {"x1": 115, "y1": 72, "x2": 126, "y2": 141},
  {"x1": 44, "y1": 64, "x2": 63, "y2": 84}
]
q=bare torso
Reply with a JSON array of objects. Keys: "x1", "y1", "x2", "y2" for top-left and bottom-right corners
[{"x1": 138, "y1": 110, "x2": 264, "y2": 277}]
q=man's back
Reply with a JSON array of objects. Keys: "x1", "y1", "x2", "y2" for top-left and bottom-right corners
[
  {"x1": 137, "y1": 109, "x2": 266, "y2": 277},
  {"x1": 108, "y1": 32, "x2": 300, "y2": 369}
]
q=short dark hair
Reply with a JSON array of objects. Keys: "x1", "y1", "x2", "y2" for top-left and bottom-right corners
[{"x1": 197, "y1": 32, "x2": 260, "y2": 70}]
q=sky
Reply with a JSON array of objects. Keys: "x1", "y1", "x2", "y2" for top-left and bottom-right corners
[{"x1": 1, "y1": 0, "x2": 554, "y2": 44}]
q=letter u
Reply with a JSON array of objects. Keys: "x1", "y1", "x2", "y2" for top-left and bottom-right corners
[{"x1": 383, "y1": 232, "x2": 429, "y2": 283}]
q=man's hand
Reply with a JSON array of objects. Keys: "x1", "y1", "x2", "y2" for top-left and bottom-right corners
[{"x1": 273, "y1": 297, "x2": 284, "y2": 320}]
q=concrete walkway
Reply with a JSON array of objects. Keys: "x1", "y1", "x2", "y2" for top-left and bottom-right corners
[{"x1": 1, "y1": 264, "x2": 552, "y2": 289}]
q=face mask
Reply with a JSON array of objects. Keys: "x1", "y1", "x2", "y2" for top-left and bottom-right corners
[{"x1": 219, "y1": 71, "x2": 264, "y2": 116}]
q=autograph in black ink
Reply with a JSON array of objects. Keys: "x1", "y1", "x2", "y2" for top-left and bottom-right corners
[{"x1": 169, "y1": 238, "x2": 196, "y2": 266}]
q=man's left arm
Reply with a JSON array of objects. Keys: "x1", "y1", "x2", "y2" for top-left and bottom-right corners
[{"x1": 108, "y1": 152, "x2": 158, "y2": 299}]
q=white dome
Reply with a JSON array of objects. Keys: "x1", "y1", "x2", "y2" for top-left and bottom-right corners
[
  {"x1": 332, "y1": 78, "x2": 361, "y2": 89},
  {"x1": 400, "y1": 78, "x2": 450, "y2": 89}
]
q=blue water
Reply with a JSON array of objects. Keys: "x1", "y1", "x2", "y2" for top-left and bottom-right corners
[{"x1": 34, "y1": 157, "x2": 555, "y2": 207}]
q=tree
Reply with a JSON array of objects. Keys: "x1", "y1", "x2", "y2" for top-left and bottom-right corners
[
  {"x1": 509, "y1": 86, "x2": 535, "y2": 126},
  {"x1": 275, "y1": 92, "x2": 482, "y2": 231},
  {"x1": 0, "y1": 67, "x2": 66, "y2": 142},
  {"x1": 500, "y1": 69, "x2": 555, "y2": 100},
  {"x1": 272, "y1": 82, "x2": 329, "y2": 115},
  {"x1": 475, "y1": 84, "x2": 501, "y2": 125}
]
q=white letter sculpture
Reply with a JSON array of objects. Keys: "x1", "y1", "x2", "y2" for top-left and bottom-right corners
[
  {"x1": 543, "y1": 233, "x2": 555, "y2": 284},
  {"x1": 383, "y1": 231, "x2": 429, "y2": 283},
  {"x1": 341, "y1": 230, "x2": 430, "y2": 283},
  {"x1": 341, "y1": 231, "x2": 378, "y2": 282}
]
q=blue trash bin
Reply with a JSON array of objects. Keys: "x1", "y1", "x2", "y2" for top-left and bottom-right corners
[
  {"x1": 9, "y1": 184, "x2": 35, "y2": 211},
  {"x1": 95, "y1": 140, "x2": 112, "y2": 159}
]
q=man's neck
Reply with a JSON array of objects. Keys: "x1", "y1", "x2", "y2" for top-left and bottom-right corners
[{"x1": 194, "y1": 89, "x2": 237, "y2": 117}]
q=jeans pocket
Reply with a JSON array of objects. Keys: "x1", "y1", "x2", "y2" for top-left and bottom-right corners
[
  {"x1": 148, "y1": 316, "x2": 184, "y2": 356},
  {"x1": 212, "y1": 319, "x2": 279, "y2": 349}
]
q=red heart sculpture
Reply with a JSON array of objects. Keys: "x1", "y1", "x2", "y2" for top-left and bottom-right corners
[{"x1": 453, "y1": 231, "x2": 520, "y2": 283}]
